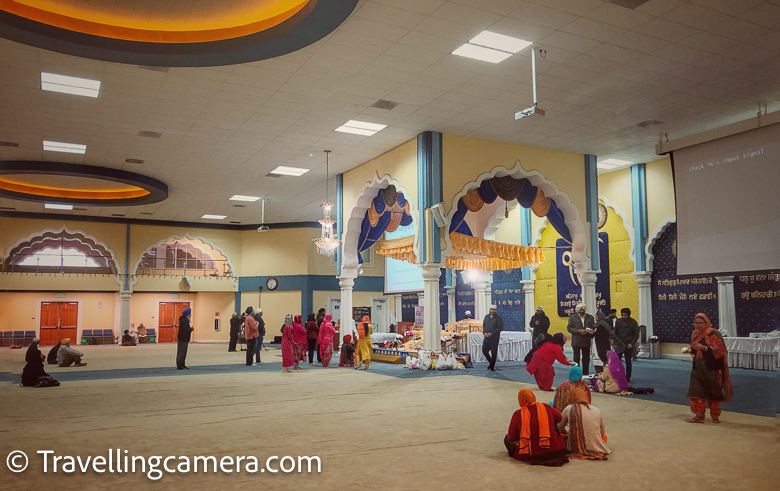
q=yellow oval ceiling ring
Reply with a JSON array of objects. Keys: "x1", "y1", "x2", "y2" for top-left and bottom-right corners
[
  {"x1": 0, "y1": 0, "x2": 313, "y2": 43},
  {"x1": 0, "y1": 177, "x2": 149, "y2": 200}
]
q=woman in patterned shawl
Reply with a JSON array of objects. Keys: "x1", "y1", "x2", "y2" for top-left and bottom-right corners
[{"x1": 683, "y1": 313, "x2": 733, "y2": 424}]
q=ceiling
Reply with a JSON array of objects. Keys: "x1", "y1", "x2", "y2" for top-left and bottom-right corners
[{"x1": 1, "y1": 0, "x2": 779, "y2": 225}]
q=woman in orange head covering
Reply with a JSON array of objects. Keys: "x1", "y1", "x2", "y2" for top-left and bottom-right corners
[
  {"x1": 504, "y1": 388, "x2": 569, "y2": 466},
  {"x1": 558, "y1": 388, "x2": 610, "y2": 460},
  {"x1": 354, "y1": 315, "x2": 373, "y2": 370},
  {"x1": 683, "y1": 313, "x2": 733, "y2": 424}
]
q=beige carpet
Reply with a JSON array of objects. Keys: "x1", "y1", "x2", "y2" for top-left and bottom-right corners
[{"x1": 1, "y1": 344, "x2": 777, "y2": 490}]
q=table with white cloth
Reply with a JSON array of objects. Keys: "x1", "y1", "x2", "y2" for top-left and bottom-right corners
[
  {"x1": 371, "y1": 332, "x2": 401, "y2": 344},
  {"x1": 467, "y1": 331, "x2": 533, "y2": 363},
  {"x1": 725, "y1": 337, "x2": 780, "y2": 370}
]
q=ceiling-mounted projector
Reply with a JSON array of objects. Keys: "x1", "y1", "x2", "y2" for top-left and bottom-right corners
[
  {"x1": 257, "y1": 225, "x2": 269, "y2": 232},
  {"x1": 257, "y1": 198, "x2": 269, "y2": 232},
  {"x1": 514, "y1": 47, "x2": 545, "y2": 121}
]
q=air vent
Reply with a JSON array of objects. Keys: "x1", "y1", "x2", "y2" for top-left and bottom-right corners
[
  {"x1": 0, "y1": 206, "x2": 14, "y2": 210},
  {"x1": 125, "y1": 158, "x2": 144, "y2": 164},
  {"x1": 138, "y1": 131, "x2": 162, "y2": 139},
  {"x1": 229, "y1": 221, "x2": 242, "y2": 224},
  {"x1": 138, "y1": 65, "x2": 170, "y2": 73},
  {"x1": 610, "y1": 0, "x2": 651, "y2": 9},
  {"x1": 232, "y1": 204, "x2": 246, "y2": 208},
  {"x1": 139, "y1": 212, "x2": 153, "y2": 215},
  {"x1": 371, "y1": 99, "x2": 399, "y2": 110},
  {"x1": 111, "y1": 214, "x2": 125, "y2": 217},
  {"x1": 265, "y1": 173, "x2": 282, "y2": 178},
  {"x1": 73, "y1": 207, "x2": 88, "y2": 211},
  {"x1": 617, "y1": 120, "x2": 663, "y2": 133},
  {"x1": 0, "y1": 141, "x2": 19, "y2": 147}
]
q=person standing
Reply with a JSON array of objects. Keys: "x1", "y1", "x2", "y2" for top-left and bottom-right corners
[
  {"x1": 293, "y1": 315, "x2": 307, "y2": 370},
  {"x1": 305, "y1": 313, "x2": 321, "y2": 365},
  {"x1": 316, "y1": 308, "x2": 327, "y2": 328},
  {"x1": 354, "y1": 315, "x2": 373, "y2": 370},
  {"x1": 252, "y1": 309, "x2": 266, "y2": 363},
  {"x1": 463, "y1": 310, "x2": 472, "y2": 320},
  {"x1": 683, "y1": 313, "x2": 733, "y2": 424},
  {"x1": 281, "y1": 314, "x2": 295, "y2": 373},
  {"x1": 613, "y1": 308, "x2": 639, "y2": 382},
  {"x1": 593, "y1": 309, "x2": 614, "y2": 364},
  {"x1": 176, "y1": 308, "x2": 193, "y2": 370},
  {"x1": 228, "y1": 313, "x2": 240, "y2": 352},
  {"x1": 482, "y1": 305, "x2": 504, "y2": 371},
  {"x1": 567, "y1": 304, "x2": 595, "y2": 375},
  {"x1": 244, "y1": 307, "x2": 259, "y2": 366},
  {"x1": 318, "y1": 314, "x2": 336, "y2": 367},
  {"x1": 529, "y1": 306, "x2": 550, "y2": 341}
]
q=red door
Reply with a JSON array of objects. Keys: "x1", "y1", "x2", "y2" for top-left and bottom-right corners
[
  {"x1": 39, "y1": 302, "x2": 79, "y2": 346},
  {"x1": 158, "y1": 302, "x2": 190, "y2": 343}
]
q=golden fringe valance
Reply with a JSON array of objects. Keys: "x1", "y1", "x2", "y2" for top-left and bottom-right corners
[{"x1": 374, "y1": 232, "x2": 545, "y2": 271}]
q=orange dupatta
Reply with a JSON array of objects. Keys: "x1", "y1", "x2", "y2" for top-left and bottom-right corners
[
  {"x1": 691, "y1": 313, "x2": 734, "y2": 402},
  {"x1": 517, "y1": 388, "x2": 551, "y2": 455}
]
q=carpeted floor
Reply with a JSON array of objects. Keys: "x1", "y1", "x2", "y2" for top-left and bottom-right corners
[{"x1": 1, "y1": 344, "x2": 777, "y2": 491}]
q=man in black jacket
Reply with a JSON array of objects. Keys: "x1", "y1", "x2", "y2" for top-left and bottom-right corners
[
  {"x1": 253, "y1": 309, "x2": 266, "y2": 363},
  {"x1": 176, "y1": 308, "x2": 193, "y2": 370},
  {"x1": 482, "y1": 305, "x2": 503, "y2": 371},
  {"x1": 228, "y1": 313, "x2": 240, "y2": 352},
  {"x1": 613, "y1": 308, "x2": 639, "y2": 382},
  {"x1": 567, "y1": 303, "x2": 595, "y2": 375},
  {"x1": 529, "y1": 306, "x2": 550, "y2": 341}
]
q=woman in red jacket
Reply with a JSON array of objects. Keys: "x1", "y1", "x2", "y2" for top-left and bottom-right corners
[
  {"x1": 505, "y1": 388, "x2": 569, "y2": 466},
  {"x1": 526, "y1": 333, "x2": 576, "y2": 391}
]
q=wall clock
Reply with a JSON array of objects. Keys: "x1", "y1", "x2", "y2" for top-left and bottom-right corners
[{"x1": 265, "y1": 277, "x2": 279, "y2": 291}]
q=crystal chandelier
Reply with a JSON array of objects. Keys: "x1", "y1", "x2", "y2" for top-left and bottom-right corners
[{"x1": 313, "y1": 150, "x2": 341, "y2": 256}]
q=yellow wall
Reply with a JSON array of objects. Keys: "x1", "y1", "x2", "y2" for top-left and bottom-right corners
[
  {"x1": 240, "y1": 291, "x2": 301, "y2": 334},
  {"x1": 533, "y1": 201, "x2": 637, "y2": 334},
  {"x1": 598, "y1": 168, "x2": 633, "y2": 230},
  {"x1": 645, "y1": 157, "x2": 676, "y2": 236},
  {"x1": 129, "y1": 292, "x2": 235, "y2": 342},
  {"x1": 494, "y1": 203, "x2": 524, "y2": 245}
]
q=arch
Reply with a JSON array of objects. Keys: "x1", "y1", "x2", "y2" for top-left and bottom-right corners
[
  {"x1": 645, "y1": 218, "x2": 676, "y2": 273},
  {"x1": 444, "y1": 161, "x2": 588, "y2": 267},
  {"x1": 3, "y1": 226, "x2": 121, "y2": 275},
  {"x1": 598, "y1": 195, "x2": 636, "y2": 268},
  {"x1": 341, "y1": 173, "x2": 418, "y2": 275},
  {"x1": 131, "y1": 234, "x2": 236, "y2": 285}
]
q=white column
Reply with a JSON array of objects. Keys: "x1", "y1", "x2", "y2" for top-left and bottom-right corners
[
  {"x1": 446, "y1": 285, "x2": 456, "y2": 325},
  {"x1": 421, "y1": 264, "x2": 442, "y2": 353},
  {"x1": 119, "y1": 290, "x2": 131, "y2": 341},
  {"x1": 520, "y1": 280, "x2": 535, "y2": 333},
  {"x1": 633, "y1": 271, "x2": 653, "y2": 338},
  {"x1": 339, "y1": 273, "x2": 356, "y2": 345},
  {"x1": 395, "y1": 294, "x2": 403, "y2": 327},
  {"x1": 484, "y1": 271, "x2": 494, "y2": 313},
  {"x1": 577, "y1": 269, "x2": 599, "y2": 315},
  {"x1": 417, "y1": 291, "x2": 424, "y2": 303},
  {"x1": 716, "y1": 276, "x2": 737, "y2": 337},
  {"x1": 473, "y1": 281, "x2": 488, "y2": 321}
]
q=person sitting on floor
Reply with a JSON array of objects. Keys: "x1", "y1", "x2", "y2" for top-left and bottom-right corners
[
  {"x1": 504, "y1": 388, "x2": 569, "y2": 467},
  {"x1": 121, "y1": 330, "x2": 136, "y2": 346},
  {"x1": 22, "y1": 338, "x2": 59, "y2": 387},
  {"x1": 558, "y1": 388, "x2": 610, "y2": 460},
  {"x1": 339, "y1": 334, "x2": 356, "y2": 367},
  {"x1": 526, "y1": 333, "x2": 577, "y2": 391},
  {"x1": 46, "y1": 342, "x2": 60, "y2": 365},
  {"x1": 56, "y1": 339, "x2": 87, "y2": 367},
  {"x1": 553, "y1": 365, "x2": 592, "y2": 412},
  {"x1": 592, "y1": 351, "x2": 629, "y2": 394},
  {"x1": 136, "y1": 324, "x2": 148, "y2": 343}
]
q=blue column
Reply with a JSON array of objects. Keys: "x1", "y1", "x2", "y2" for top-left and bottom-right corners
[
  {"x1": 520, "y1": 207, "x2": 532, "y2": 280},
  {"x1": 336, "y1": 173, "x2": 343, "y2": 276},
  {"x1": 234, "y1": 292, "x2": 241, "y2": 313},
  {"x1": 417, "y1": 131, "x2": 443, "y2": 264},
  {"x1": 584, "y1": 154, "x2": 599, "y2": 271},
  {"x1": 631, "y1": 164, "x2": 648, "y2": 271}
]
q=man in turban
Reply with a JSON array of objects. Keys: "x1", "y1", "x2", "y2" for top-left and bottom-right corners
[
  {"x1": 567, "y1": 303, "x2": 595, "y2": 375},
  {"x1": 482, "y1": 305, "x2": 504, "y2": 371}
]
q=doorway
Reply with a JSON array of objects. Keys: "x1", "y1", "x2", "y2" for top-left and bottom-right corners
[
  {"x1": 327, "y1": 297, "x2": 341, "y2": 325},
  {"x1": 39, "y1": 301, "x2": 78, "y2": 346},
  {"x1": 371, "y1": 297, "x2": 390, "y2": 333},
  {"x1": 158, "y1": 302, "x2": 191, "y2": 343}
]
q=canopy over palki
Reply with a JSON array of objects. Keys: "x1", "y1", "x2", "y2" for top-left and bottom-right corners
[{"x1": 374, "y1": 232, "x2": 545, "y2": 271}]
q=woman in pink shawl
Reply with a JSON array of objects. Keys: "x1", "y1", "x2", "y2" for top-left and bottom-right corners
[
  {"x1": 281, "y1": 314, "x2": 295, "y2": 373},
  {"x1": 318, "y1": 314, "x2": 336, "y2": 367},
  {"x1": 292, "y1": 315, "x2": 307, "y2": 370},
  {"x1": 593, "y1": 351, "x2": 629, "y2": 393}
]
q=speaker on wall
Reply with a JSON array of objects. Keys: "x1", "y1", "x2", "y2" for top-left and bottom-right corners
[{"x1": 181, "y1": 275, "x2": 192, "y2": 288}]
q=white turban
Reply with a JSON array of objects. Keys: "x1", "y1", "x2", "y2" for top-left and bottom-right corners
[
  {"x1": 576, "y1": 303, "x2": 586, "y2": 311},
  {"x1": 465, "y1": 310, "x2": 471, "y2": 315},
  {"x1": 490, "y1": 304, "x2": 497, "y2": 309}
]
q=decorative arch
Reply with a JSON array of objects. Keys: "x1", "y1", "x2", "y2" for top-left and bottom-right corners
[
  {"x1": 444, "y1": 161, "x2": 588, "y2": 267},
  {"x1": 131, "y1": 234, "x2": 236, "y2": 284},
  {"x1": 341, "y1": 173, "x2": 418, "y2": 275},
  {"x1": 3, "y1": 226, "x2": 121, "y2": 275},
  {"x1": 645, "y1": 218, "x2": 676, "y2": 272}
]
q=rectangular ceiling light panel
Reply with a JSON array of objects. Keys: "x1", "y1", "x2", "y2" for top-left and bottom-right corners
[
  {"x1": 269, "y1": 166, "x2": 310, "y2": 176},
  {"x1": 334, "y1": 119, "x2": 388, "y2": 136},
  {"x1": 41, "y1": 72, "x2": 101, "y2": 98},
  {"x1": 600, "y1": 158, "x2": 634, "y2": 166},
  {"x1": 452, "y1": 31, "x2": 531, "y2": 64},
  {"x1": 229, "y1": 195, "x2": 261, "y2": 202},
  {"x1": 201, "y1": 214, "x2": 227, "y2": 220},
  {"x1": 43, "y1": 140, "x2": 87, "y2": 154},
  {"x1": 45, "y1": 204, "x2": 73, "y2": 210}
]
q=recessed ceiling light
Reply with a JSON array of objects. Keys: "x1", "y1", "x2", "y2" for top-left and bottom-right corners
[
  {"x1": 41, "y1": 72, "x2": 101, "y2": 98},
  {"x1": 201, "y1": 214, "x2": 227, "y2": 220},
  {"x1": 334, "y1": 119, "x2": 388, "y2": 136},
  {"x1": 229, "y1": 195, "x2": 261, "y2": 202},
  {"x1": 45, "y1": 204, "x2": 73, "y2": 210},
  {"x1": 43, "y1": 140, "x2": 86, "y2": 154},
  {"x1": 597, "y1": 163, "x2": 619, "y2": 170},
  {"x1": 269, "y1": 166, "x2": 310, "y2": 177},
  {"x1": 600, "y1": 159, "x2": 634, "y2": 166},
  {"x1": 468, "y1": 31, "x2": 533, "y2": 54},
  {"x1": 452, "y1": 43, "x2": 513, "y2": 63}
]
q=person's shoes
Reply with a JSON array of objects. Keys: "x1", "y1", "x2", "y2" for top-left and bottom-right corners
[
  {"x1": 712, "y1": 417, "x2": 720, "y2": 424},
  {"x1": 687, "y1": 417, "x2": 705, "y2": 423},
  {"x1": 309, "y1": 363, "x2": 314, "y2": 366},
  {"x1": 177, "y1": 367, "x2": 184, "y2": 370},
  {"x1": 75, "y1": 363, "x2": 87, "y2": 367},
  {"x1": 184, "y1": 366, "x2": 190, "y2": 369}
]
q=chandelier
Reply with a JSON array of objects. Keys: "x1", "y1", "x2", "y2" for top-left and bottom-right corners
[{"x1": 313, "y1": 150, "x2": 341, "y2": 257}]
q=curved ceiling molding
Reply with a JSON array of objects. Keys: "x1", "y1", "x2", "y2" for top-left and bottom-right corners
[
  {"x1": 0, "y1": 0, "x2": 358, "y2": 66},
  {"x1": 0, "y1": 161, "x2": 168, "y2": 206}
]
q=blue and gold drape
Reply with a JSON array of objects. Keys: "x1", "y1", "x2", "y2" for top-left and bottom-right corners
[{"x1": 357, "y1": 185, "x2": 413, "y2": 264}]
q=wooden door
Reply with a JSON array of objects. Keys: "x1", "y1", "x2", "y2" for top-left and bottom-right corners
[
  {"x1": 158, "y1": 302, "x2": 190, "y2": 343},
  {"x1": 39, "y1": 302, "x2": 79, "y2": 346}
]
